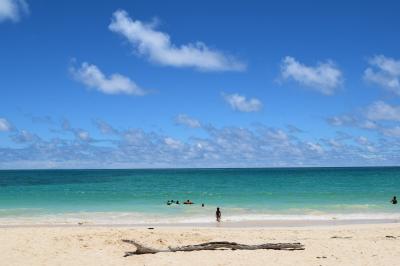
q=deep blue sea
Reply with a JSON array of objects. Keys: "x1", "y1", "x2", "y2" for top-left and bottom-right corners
[{"x1": 1, "y1": 167, "x2": 400, "y2": 225}]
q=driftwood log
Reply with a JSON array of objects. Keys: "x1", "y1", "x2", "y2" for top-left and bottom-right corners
[{"x1": 122, "y1": 240, "x2": 304, "y2": 256}]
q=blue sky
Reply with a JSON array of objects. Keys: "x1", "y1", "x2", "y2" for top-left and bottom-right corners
[{"x1": 1, "y1": 0, "x2": 400, "y2": 168}]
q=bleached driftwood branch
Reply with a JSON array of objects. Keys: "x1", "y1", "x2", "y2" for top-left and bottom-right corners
[{"x1": 122, "y1": 240, "x2": 304, "y2": 256}]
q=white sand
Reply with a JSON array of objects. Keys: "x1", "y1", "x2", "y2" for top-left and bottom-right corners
[{"x1": 1, "y1": 223, "x2": 400, "y2": 266}]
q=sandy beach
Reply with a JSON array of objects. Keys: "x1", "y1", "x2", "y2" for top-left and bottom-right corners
[{"x1": 1, "y1": 223, "x2": 400, "y2": 266}]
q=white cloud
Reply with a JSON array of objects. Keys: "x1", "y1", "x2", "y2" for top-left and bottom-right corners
[
  {"x1": 327, "y1": 139, "x2": 342, "y2": 148},
  {"x1": 366, "y1": 101, "x2": 400, "y2": 121},
  {"x1": 265, "y1": 129, "x2": 288, "y2": 142},
  {"x1": 280, "y1": 56, "x2": 343, "y2": 95},
  {"x1": 327, "y1": 115, "x2": 356, "y2": 126},
  {"x1": 175, "y1": 114, "x2": 201, "y2": 128},
  {"x1": 354, "y1": 136, "x2": 375, "y2": 152},
  {"x1": 108, "y1": 10, "x2": 246, "y2": 72},
  {"x1": 11, "y1": 130, "x2": 39, "y2": 143},
  {"x1": 327, "y1": 101, "x2": 400, "y2": 139},
  {"x1": 164, "y1": 137, "x2": 182, "y2": 149},
  {"x1": 77, "y1": 131, "x2": 90, "y2": 141},
  {"x1": 359, "y1": 120, "x2": 378, "y2": 129},
  {"x1": 364, "y1": 55, "x2": 400, "y2": 95},
  {"x1": 327, "y1": 114, "x2": 378, "y2": 130},
  {"x1": 356, "y1": 136, "x2": 369, "y2": 145},
  {"x1": 61, "y1": 119, "x2": 91, "y2": 142},
  {"x1": 70, "y1": 62, "x2": 146, "y2": 95},
  {"x1": 0, "y1": 118, "x2": 11, "y2": 131},
  {"x1": 0, "y1": 0, "x2": 28, "y2": 22},
  {"x1": 3, "y1": 119, "x2": 400, "y2": 168},
  {"x1": 222, "y1": 93, "x2": 262, "y2": 112},
  {"x1": 382, "y1": 126, "x2": 400, "y2": 137},
  {"x1": 94, "y1": 119, "x2": 118, "y2": 134},
  {"x1": 307, "y1": 142, "x2": 324, "y2": 154}
]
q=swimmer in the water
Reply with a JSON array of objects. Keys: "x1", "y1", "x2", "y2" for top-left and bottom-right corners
[{"x1": 391, "y1": 196, "x2": 397, "y2": 205}]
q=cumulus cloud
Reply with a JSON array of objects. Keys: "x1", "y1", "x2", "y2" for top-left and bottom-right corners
[
  {"x1": 364, "y1": 55, "x2": 400, "y2": 95},
  {"x1": 76, "y1": 131, "x2": 90, "y2": 141},
  {"x1": 366, "y1": 101, "x2": 400, "y2": 121},
  {"x1": 328, "y1": 117, "x2": 368, "y2": 132},
  {"x1": 326, "y1": 115, "x2": 378, "y2": 130},
  {"x1": 1, "y1": 119, "x2": 399, "y2": 168},
  {"x1": 175, "y1": 114, "x2": 201, "y2": 128},
  {"x1": 307, "y1": 142, "x2": 324, "y2": 154},
  {"x1": 164, "y1": 137, "x2": 183, "y2": 149},
  {"x1": 326, "y1": 138, "x2": 342, "y2": 149},
  {"x1": 10, "y1": 130, "x2": 39, "y2": 143},
  {"x1": 70, "y1": 62, "x2": 146, "y2": 95},
  {"x1": 94, "y1": 119, "x2": 118, "y2": 134},
  {"x1": 382, "y1": 126, "x2": 400, "y2": 137},
  {"x1": 61, "y1": 119, "x2": 91, "y2": 142},
  {"x1": 222, "y1": 93, "x2": 262, "y2": 112},
  {"x1": 327, "y1": 101, "x2": 400, "y2": 139},
  {"x1": 280, "y1": 56, "x2": 343, "y2": 95},
  {"x1": 356, "y1": 136, "x2": 369, "y2": 145},
  {"x1": 0, "y1": 0, "x2": 28, "y2": 22},
  {"x1": 326, "y1": 115, "x2": 357, "y2": 127},
  {"x1": 265, "y1": 129, "x2": 289, "y2": 142},
  {"x1": 0, "y1": 118, "x2": 12, "y2": 131},
  {"x1": 109, "y1": 10, "x2": 246, "y2": 71},
  {"x1": 329, "y1": 100, "x2": 400, "y2": 126}
]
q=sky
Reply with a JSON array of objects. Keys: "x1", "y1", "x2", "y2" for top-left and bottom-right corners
[{"x1": 1, "y1": 0, "x2": 400, "y2": 169}]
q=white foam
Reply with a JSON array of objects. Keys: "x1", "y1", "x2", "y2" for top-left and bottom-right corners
[{"x1": 1, "y1": 211, "x2": 400, "y2": 226}]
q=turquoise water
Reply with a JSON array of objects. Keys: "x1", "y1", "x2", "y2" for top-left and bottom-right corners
[{"x1": 0, "y1": 167, "x2": 400, "y2": 224}]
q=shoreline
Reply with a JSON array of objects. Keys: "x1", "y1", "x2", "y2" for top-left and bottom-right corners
[{"x1": 1, "y1": 218, "x2": 399, "y2": 229}]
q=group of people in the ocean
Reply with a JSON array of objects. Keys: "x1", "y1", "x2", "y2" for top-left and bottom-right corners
[
  {"x1": 166, "y1": 199, "x2": 204, "y2": 206},
  {"x1": 166, "y1": 200, "x2": 179, "y2": 205},
  {"x1": 164, "y1": 196, "x2": 398, "y2": 223},
  {"x1": 166, "y1": 200, "x2": 221, "y2": 222}
]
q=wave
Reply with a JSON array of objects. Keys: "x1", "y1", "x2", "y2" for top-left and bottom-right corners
[{"x1": 1, "y1": 210, "x2": 400, "y2": 226}]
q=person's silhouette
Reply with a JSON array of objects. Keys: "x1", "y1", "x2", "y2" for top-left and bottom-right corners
[
  {"x1": 391, "y1": 196, "x2": 397, "y2": 205},
  {"x1": 216, "y1": 207, "x2": 221, "y2": 222}
]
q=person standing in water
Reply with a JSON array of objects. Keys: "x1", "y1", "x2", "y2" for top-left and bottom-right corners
[
  {"x1": 216, "y1": 207, "x2": 221, "y2": 222},
  {"x1": 391, "y1": 196, "x2": 397, "y2": 205}
]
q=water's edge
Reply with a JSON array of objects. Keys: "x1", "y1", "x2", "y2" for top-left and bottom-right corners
[{"x1": 1, "y1": 219, "x2": 399, "y2": 229}]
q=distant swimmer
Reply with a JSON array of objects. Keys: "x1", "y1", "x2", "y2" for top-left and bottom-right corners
[
  {"x1": 184, "y1": 200, "x2": 194, "y2": 205},
  {"x1": 216, "y1": 207, "x2": 221, "y2": 222},
  {"x1": 167, "y1": 201, "x2": 172, "y2": 205},
  {"x1": 391, "y1": 196, "x2": 397, "y2": 205},
  {"x1": 176, "y1": 200, "x2": 180, "y2": 204},
  {"x1": 201, "y1": 203, "x2": 205, "y2": 207}
]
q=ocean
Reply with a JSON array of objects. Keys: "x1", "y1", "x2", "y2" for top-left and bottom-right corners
[{"x1": 0, "y1": 167, "x2": 399, "y2": 225}]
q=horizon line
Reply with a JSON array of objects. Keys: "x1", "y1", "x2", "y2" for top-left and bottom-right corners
[{"x1": 1, "y1": 165, "x2": 399, "y2": 171}]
